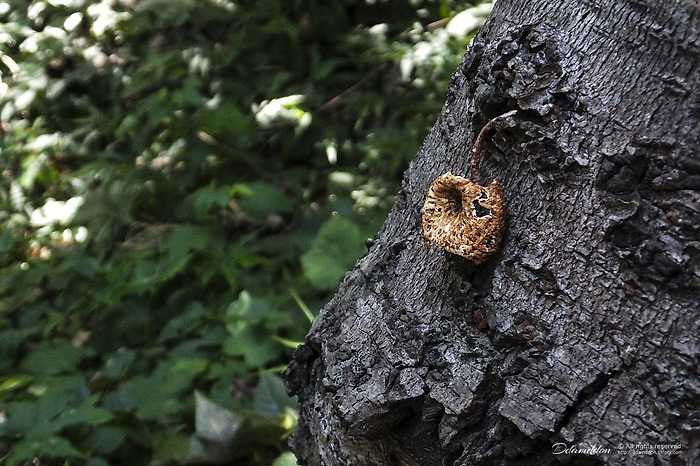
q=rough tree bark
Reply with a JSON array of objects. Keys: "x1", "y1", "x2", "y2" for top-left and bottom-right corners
[{"x1": 284, "y1": 0, "x2": 700, "y2": 464}]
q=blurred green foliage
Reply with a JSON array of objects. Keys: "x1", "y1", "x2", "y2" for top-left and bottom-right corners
[{"x1": 0, "y1": 0, "x2": 490, "y2": 464}]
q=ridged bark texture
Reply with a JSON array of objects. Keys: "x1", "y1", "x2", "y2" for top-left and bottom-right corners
[{"x1": 284, "y1": 0, "x2": 700, "y2": 464}]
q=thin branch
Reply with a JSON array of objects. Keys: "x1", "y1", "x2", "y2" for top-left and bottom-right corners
[
  {"x1": 196, "y1": 130, "x2": 273, "y2": 182},
  {"x1": 317, "y1": 66, "x2": 386, "y2": 113}
]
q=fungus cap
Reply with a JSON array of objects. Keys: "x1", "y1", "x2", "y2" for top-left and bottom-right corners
[{"x1": 422, "y1": 172, "x2": 506, "y2": 263}]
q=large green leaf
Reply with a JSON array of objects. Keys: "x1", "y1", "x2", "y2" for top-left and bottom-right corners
[
  {"x1": 53, "y1": 395, "x2": 113, "y2": 431},
  {"x1": 161, "y1": 225, "x2": 212, "y2": 280},
  {"x1": 301, "y1": 217, "x2": 366, "y2": 291},
  {"x1": 226, "y1": 290, "x2": 272, "y2": 328},
  {"x1": 178, "y1": 184, "x2": 232, "y2": 222},
  {"x1": 82, "y1": 425, "x2": 130, "y2": 456},
  {"x1": 222, "y1": 329, "x2": 280, "y2": 368},
  {"x1": 222, "y1": 291, "x2": 285, "y2": 366},
  {"x1": 101, "y1": 376, "x2": 181, "y2": 422},
  {"x1": 20, "y1": 340, "x2": 86, "y2": 376},
  {"x1": 237, "y1": 181, "x2": 293, "y2": 220},
  {"x1": 253, "y1": 374, "x2": 298, "y2": 418}
]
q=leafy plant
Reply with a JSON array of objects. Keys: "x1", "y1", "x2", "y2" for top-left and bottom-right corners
[{"x1": 0, "y1": 0, "x2": 490, "y2": 464}]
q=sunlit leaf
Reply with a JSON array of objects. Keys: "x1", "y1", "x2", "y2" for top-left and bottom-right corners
[
  {"x1": 273, "y1": 336, "x2": 303, "y2": 349},
  {"x1": 272, "y1": 451, "x2": 300, "y2": 466},
  {"x1": 188, "y1": 391, "x2": 242, "y2": 464},
  {"x1": 0, "y1": 375, "x2": 35, "y2": 395}
]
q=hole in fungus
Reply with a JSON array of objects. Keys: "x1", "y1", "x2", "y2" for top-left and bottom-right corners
[
  {"x1": 472, "y1": 191, "x2": 491, "y2": 218},
  {"x1": 446, "y1": 187, "x2": 464, "y2": 214}
]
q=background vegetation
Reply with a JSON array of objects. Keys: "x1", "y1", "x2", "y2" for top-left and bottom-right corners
[{"x1": 0, "y1": 0, "x2": 490, "y2": 464}]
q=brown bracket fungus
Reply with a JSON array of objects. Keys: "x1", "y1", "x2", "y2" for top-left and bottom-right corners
[
  {"x1": 422, "y1": 172, "x2": 506, "y2": 263},
  {"x1": 422, "y1": 111, "x2": 515, "y2": 263}
]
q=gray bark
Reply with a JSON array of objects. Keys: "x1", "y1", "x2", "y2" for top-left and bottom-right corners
[{"x1": 284, "y1": 0, "x2": 700, "y2": 464}]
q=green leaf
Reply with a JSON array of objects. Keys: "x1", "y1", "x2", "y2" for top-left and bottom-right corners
[
  {"x1": 226, "y1": 291, "x2": 271, "y2": 328},
  {"x1": 222, "y1": 329, "x2": 279, "y2": 368},
  {"x1": 188, "y1": 391, "x2": 289, "y2": 464},
  {"x1": 179, "y1": 183, "x2": 232, "y2": 221},
  {"x1": 100, "y1": 349, "x2": 136, "y2": 380},
  {"x1": 151, "y1": 432, "x2": 191, "y2": 462},
  {"x1": 86, "y1": 458, "x2": 111, "y2": 466},
  {"x1": 20, "y1": 340, "x2": 86, "y2": 376},
  {"x1": 272, "y1": 451, "x2": 300, "y2": 466},
  {"x1": 0, "y1": 229, "x2": 14, "y2": 254},
  {"x1": 19, "y1": 154, "x2": 45, "y2": 189},
  {"x1": 192, "y1": 391, "x2": 242, "y2": 442},
  {"x1": 82, "y1": 425, "x2": 129, "y2": 456},
  {"x1": 0, "y1": 375, "x2": 35, "y2": 398},
  {"x1": 252, "y1": 374, "x2": 298, "y2": 418},
  {"x1": 101, "y1": 376, "x2": 180, "y2": 421},
  {"x1": 4, "y1": 436, "x2": 84, "y2": 465},
  {"x1": 195, "y1": 101, "x2": 250, "y2": 139},
  {"x1": 188, "y1": 391, "x2": 243, "y2": 464},
  {"x1": 0, "y1": 329, "x2": 36, "y2": 373},
  {"x1": 164, "y1": 358, "x2": 209, "y2": 392},
  {"x1": 301, "y1": 217, "x2": 366, "y2": 291},
  {"x1": 158, "y1": 301, "x2": 206, "y2": 342},
  {"x1": 0, "y1": 377, "x2": 91, "y2": 438},
  {"x1": 53, "y1": 395, "x2": 113, "y2": 430},
  {"x1": 161, "y1": 225, "x2": 211, "y2": 279},
  {"x1": 0, "y1": 401, "x2": 41, "y2": 438},
  {"x1": 237, "y1": 181, "x2": 293, "y2": 220}
]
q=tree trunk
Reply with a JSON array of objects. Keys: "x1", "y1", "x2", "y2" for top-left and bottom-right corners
[{"x1": 283, "y1": 0, "x2": 700, "y2": 464}]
